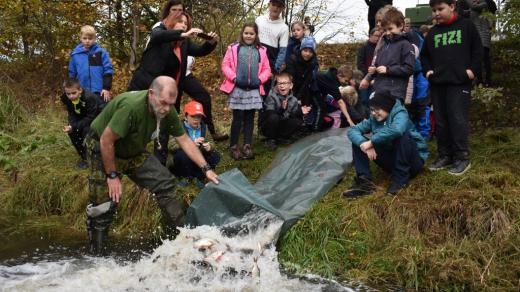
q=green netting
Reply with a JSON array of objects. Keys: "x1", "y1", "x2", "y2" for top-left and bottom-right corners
[{"x1": 185, "y1": 128, "x2": 353, "y2": 236}]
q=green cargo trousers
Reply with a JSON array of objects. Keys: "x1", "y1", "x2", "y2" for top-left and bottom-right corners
[{"x1": 85, "y1": 133, "x2": 184, "y2": 253}]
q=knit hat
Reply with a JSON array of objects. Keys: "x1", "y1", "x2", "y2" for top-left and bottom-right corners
[
  {"x1": 184, "y1": 100, "x2": 206, "y2": 117},
  {"x1": 368, "y1": 92, "x2": 396, "y2": 113},
  {"x1": 300, "y1": 37, "x2": 316, "y2": 53}
]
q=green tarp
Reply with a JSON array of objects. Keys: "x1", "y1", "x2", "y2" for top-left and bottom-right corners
[{"x1": 185, "y1": 128, "x2": 353, "y2": 236}]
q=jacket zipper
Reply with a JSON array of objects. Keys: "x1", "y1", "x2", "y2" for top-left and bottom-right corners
[{"x1": 247, "y1": 46, "x2": 251, "y2": 88}]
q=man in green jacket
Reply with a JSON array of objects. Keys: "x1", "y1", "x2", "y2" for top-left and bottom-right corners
[
  {"x1": 344, "y1": 93, "x2": 428, "y2": 197},
  {"x1": 85, "y1": 76, "x2": 219, "y2": 254}
]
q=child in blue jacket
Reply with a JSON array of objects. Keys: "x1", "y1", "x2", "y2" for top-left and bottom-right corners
[
  {"x1": 68, "y1": 25, "x2": 113, "y2": 108},
  {"x1": 171, "y1": 101, "x2": 220, "y2": 189},
  {"x1": 344, "y1": 92, "x2": 429, "y2": 197}
]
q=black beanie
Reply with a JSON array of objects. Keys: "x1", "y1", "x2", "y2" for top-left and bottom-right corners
[{"x1": 369, "y1": 92, "x2": 396, "y2": 113}]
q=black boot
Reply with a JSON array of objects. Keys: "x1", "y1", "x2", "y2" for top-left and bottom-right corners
[
  {"x1": 86, "y1": 201, "x2": 116, "y2": 255},
  {"x1": 342, "y1": 176, "x2": 375, "y2": 199}
]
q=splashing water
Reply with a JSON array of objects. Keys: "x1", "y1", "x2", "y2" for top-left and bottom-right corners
[
  {"x1": 0, "y1": 209, "x2": 358, "y2": 292},
  {"x1": 151, "y1": 117, "x2": 162, "y2": 149}
]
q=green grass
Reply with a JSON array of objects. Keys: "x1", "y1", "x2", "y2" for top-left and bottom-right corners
[{"x1": 1, "y1": 41, "x2": 520, "y2": 290}]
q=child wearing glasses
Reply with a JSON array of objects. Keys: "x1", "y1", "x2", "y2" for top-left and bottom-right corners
[{"x1": 260, "y1": 72, "x2": 310, "y2": 150}]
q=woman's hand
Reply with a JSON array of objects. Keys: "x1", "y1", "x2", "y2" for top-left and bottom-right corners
[
  {"x1": 206, "y1": 32, "x2": 219, "y2": 45},
  {"x1": 181, "y1": 28, "x2": 203, "y2": 38}
]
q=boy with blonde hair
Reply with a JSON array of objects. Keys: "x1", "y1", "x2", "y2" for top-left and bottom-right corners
[{"x1": 69, "y1": 25, "x2": 114, "y2": 108}]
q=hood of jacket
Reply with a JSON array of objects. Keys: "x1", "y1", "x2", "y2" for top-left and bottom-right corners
[{"x1": 71, "y1": 43, "x2": 101, "y2": 56}]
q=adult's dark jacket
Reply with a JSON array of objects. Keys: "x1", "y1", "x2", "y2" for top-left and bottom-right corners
[
  {"x1": 60, "y1": 90, "x2": 100, "y2": 131},
  {"x1": 285, "y1": 53, "x2": 320, "y2": 105},
  {"x1": 420, "y1": 16, "x2": 483, "y2": 86},
  {"x1": 373, "y1": 33, "x2": 415, "y2": 100},
  {"x1": 128, "y1": 23, "x2": 217, "y2": 95},
  {"x1": 365, "y1": 0, "x2": 393, "y2": 19},
  {"x1": 356, "y1": 42, "x2": 376, "y2": 76}
]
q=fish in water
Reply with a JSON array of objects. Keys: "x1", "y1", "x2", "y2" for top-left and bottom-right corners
[
  {"x1": 251, "y1": 256, "x2": 260, "y2": 279},
  {"x1": 193, "y1": 238, "x2": 218, "y2": 250},
  {"x1": 205, "y1": 250, "x2": 225, "y2": 262}
]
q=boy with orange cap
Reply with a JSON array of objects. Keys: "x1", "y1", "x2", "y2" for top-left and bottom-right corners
[{"x1": 170, "y1": 100, "x2": 221, "y2": 188}]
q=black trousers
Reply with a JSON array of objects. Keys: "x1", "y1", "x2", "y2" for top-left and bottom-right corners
[
  {"x1": 69, "y1": 126, "x2": 90, "y2": 160},
  {"x1": 183, "y1": 74, "x2": 216, "y2": 134},
  {"x1": 230, "y1": 109, "x2": 255, "y2": 147},
  {"x1": 477, "y1": 47, "x2": 491, "y2": 86},
  {"x1": 260, "y1": 111, "x2": 303, "y2": 140},
  {"x1": 171, "y1": 149, "x2": 220, "y2": 180},
  {"x1": 430, "y1": 83, "x2": 471, "y2": 160},
  {"x1": 352, "y1": 131, "x2": 424, "y2": 185}
]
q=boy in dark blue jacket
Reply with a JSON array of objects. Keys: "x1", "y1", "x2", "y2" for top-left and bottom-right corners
[
  {"x1": 60, "y1": 78, "x2": 100, "y2": 169},
  {"x1": 344, "y1": 93, "x2": 429, "y2": 197},
  {"x1": 68, "y1": 25, "x2": 113, "y2": 108},
  {"x1": 368, "y1": 7, "x2": 415, "y2": 102},
  {"x1": 420, "y1": 0, "x2": 483, "y2": 175}
]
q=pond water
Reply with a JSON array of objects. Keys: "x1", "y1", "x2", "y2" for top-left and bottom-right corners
[{"x1": 0, "y1": 211, "x2": 373, "y2": 292}]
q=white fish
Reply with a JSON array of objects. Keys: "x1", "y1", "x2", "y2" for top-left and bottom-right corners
[
  {"x1": 251, "y1": 256, "x2": 260, "y2": 279},
  {"x1": 205, "y1": 250, "x2": 225, "y2": 263},
  {"x1": 193, "y1": 238, "x2": 218, "y2": 250}
]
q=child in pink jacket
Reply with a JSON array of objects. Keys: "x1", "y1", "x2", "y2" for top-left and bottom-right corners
[{"x1": 220, "y1": 22, "x2": 271, "y2": 160}]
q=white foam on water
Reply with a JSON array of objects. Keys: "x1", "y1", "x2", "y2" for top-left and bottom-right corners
[{"x1": 0, "y1": 211, "x2": 354, "y2": 292}]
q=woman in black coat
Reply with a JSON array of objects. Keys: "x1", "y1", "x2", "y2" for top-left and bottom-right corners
[{"x1": 128, "y1": 11, "x2": 219, "y2": 165}]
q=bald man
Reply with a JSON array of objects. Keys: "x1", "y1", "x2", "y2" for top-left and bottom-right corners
[{"x1": 85, "y1": 76, "x2": 219, "y2": 254}]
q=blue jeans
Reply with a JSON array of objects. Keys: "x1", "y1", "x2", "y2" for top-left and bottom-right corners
[{"x1": 352, "y1": 131, "x2": 424, "y2": 185}]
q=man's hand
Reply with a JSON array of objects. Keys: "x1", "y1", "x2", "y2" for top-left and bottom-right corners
[
  {"x1": 366, "y1": 148, "x2": 377, "y2": 161},
  {"x1": 426, "y1": 70, "x2": 434, "y2": 79},
  {"x1": 466, "y1": 69, "x2": 475, "y2": 80},
  {"x1": 368, "y1": 66, "x2": 376, "y2": 74},
  {"x1": 63, "y1": 125, "x2": 72, "y2": 133},
  {"x1": 107, "y1": 177, "x2": 122, "y2": 203},
  {"x1": 101, "y1": 90, "x2": 112, "y2": 102},
  {"x1": 205, "y1": 170, "x2": 219, "y2": 184},
  {"x1": 360, "y1": 79, "x2": 370, "y2": 90},
  {"x1": 376, "y1": 66, "x2": 387, "y2": 74}
]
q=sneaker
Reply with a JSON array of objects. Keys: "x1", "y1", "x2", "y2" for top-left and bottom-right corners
[
  {"x1": 428, "y1": 156, "x2": 453, "y2": 171},
  {"x1": 242, "y1": 144, "x2": 254, "y2": 160},
  {"x1": 341, "y1": 176, "x2": 375, "y2": 199},
  {"x1": 386, "y1": 181, "x2": 406, "y2": 196},
  {"x1": 77, "y1": 160, "x2": 88, "y2": 169},
  {"x1": 212, "y1": 132, "x2": 229, "y2": 142},
  {"x1": 448, "y1": 160, "x2": 471, "y2": 176},
  {"x1": 264, "y1": 139, "x2": 277, "y2": 150},
  {"x1": 229, "y1": 145, "x2": 242, "y2": 161}
]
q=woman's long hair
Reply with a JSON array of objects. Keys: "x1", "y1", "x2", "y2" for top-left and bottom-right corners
[{"x1": 161, "y1": 0, "x2": 184, "y2": 20}]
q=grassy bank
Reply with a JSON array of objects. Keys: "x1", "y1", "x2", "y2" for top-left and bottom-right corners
[{"x1": 1, "y1": 43, "x2": 520, "y2": 290}]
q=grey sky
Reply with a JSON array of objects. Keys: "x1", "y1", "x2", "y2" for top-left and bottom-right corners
[{"x1": 313, "y1": 0, "x2": 430, "y2": 43}]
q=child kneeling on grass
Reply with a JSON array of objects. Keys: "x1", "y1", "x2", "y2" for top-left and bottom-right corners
[
  {"x1": 344, "y1": 92, "x2": 429, "y2": 197},
  {"x1": 260, "y1": 72, "x2": 311, "y2": 150},
  {"x1": 60, "y1": 78, "x2": 101, "y2": 169},
  {"x1": 170, "y1": 101, "x2": 220, "y2": 189}
]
